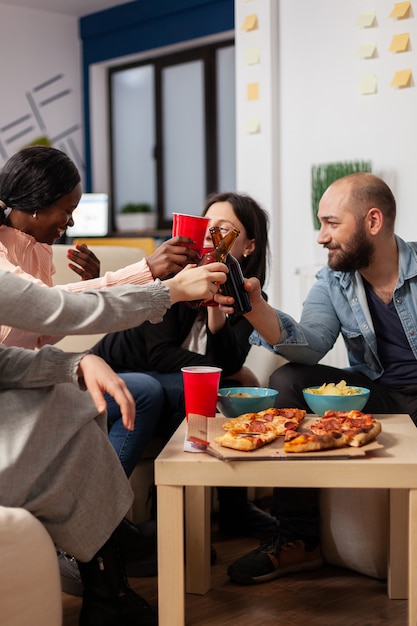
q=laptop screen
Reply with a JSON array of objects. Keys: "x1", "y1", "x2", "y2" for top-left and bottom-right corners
[{"x1": 66, "y1": 193, "x2": 109, "y2": 238}]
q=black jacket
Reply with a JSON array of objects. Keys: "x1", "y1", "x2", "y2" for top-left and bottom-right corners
[{"x1": 92, "y1": 301, "x2": 256, "y2": 377}]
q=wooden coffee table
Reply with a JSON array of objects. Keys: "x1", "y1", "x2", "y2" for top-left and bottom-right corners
[{"x1": 155, "y1": 414, "x2": 417, "y2": 626}]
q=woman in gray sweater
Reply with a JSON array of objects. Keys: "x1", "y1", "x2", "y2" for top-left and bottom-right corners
[{"x1": 0, "y1": 263, "x2": 226, "y2": 626}]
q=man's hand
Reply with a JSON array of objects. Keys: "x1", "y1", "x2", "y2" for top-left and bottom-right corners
[
  {"x1": 67, "y1": 244, "x2": 101, "y2": 280},
  {"x1": 215, "y1": 277, "x2": 282, "y2": 345},
  {"x1": 78, "y1": 354, "x2": 135, "y2": 430},
  {"x1": 214, "y1": 277, "x2": 262, "y2": 314},
  {"x1": 147, "y1": 236, "x2": 200, "y2": 279}
]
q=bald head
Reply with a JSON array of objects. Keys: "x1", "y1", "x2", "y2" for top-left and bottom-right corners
[{"x1": 327, "y1": 172, "x2": 396, "y2": 231}]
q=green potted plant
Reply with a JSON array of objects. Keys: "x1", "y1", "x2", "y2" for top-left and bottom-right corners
[
  {"x1": 311, "y1": 160, "x2": 372, "y2": 229},
  {"x1": 116, "y1": 202, "x2": 157, "y2": 231}
]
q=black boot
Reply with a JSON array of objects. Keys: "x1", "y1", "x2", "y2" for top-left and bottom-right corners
[
  {"x1": 112, "y1": 517, "x2": 156, "y2": 562},
  {"x1": 77, "y1": 533, "x2": 157, "y2": 626}
]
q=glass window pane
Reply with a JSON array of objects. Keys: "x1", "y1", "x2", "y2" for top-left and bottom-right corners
[
  {"x1": 111, "y1": 65, "x2": 156, "y2": 213},
  {"x1": 216, "y1": 46, "x2": 236, "y2": 192},
  {"x1": 162, "y1": 60, "x2": 205, "y2": 219}
]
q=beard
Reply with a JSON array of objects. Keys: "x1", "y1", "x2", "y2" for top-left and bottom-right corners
[{"x1": 326, "y1": 226, "x2": 374, "y2": 272}]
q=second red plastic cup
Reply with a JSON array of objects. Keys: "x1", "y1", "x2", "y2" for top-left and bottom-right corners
[
  {"x1": 181, "y1": 366, "x2": 222, "y2": 419},
  {"x1": 172, "y1": 213, "x2": 210, "y2": 256}
]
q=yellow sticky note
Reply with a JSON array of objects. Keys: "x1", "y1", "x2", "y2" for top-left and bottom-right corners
[
  {"x1": 391, "y1": 68, "x2": 412, "y2": 86},
  {"x1": 389, "y1": 1, "x2": 411, "y2": 18},
  {"x1": 245, "y1": 47, "x2": 260, "y2": 65},
  {"x1": 359, "y1": 75, "x2": 378, "y2": 95},
  {"x1": 244, "y1": 117, "x2": 260, "y2": 134},
  {"x1": 356, "y1": 11, "x2": 376, "y2": 27},
  {"x1": 356, "y1": 42, "x2": 377, "y2": 58},
  {"x1": 389, "y1": 32, "x2": 410, "y2": 51},
  {"x1": 241, "y1": 13, "x2": 258, "y2": 31},
  {"x1": 247, "y1": 82, "x2": 259, "y2": 101}
]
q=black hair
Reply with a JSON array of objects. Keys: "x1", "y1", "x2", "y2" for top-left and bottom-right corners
[
  {"x1": 0, "y1": 145, "x2": 80, "y2": 225},
  {"x1": 202, "y1": 191, "x2": 270, "y2": 287}
]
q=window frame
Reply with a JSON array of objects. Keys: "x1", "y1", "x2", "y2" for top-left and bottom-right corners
[{"x1": 108, "y1": 38, "x2": 234, "y2": 231}]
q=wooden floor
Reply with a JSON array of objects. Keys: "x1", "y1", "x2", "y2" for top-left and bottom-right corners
[{"x1": 62, "y1": 531, "x2": 408, "y2": 626}]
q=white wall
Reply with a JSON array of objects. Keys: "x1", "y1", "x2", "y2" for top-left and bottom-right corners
[
  {"x1": 0, "y1": 5, "x2": 83, "y2": 180},
  {"x1": 235, "y1": 0, "x2": 417, "y2": 317},
  {"x1": 235, "y1": 0, "x2": 281, "y2": 305}
]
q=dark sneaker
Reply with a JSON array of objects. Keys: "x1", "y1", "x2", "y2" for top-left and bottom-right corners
[
  {"x1": 227, "y1": 534, "x2": 323, "y2": 585},
  {"x1": 57, "y1": 548, "x2": 83, "y2": 596}
]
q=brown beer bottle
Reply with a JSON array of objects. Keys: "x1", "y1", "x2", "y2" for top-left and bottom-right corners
[
  {"x1": 198, "y1": 226, "x2": 252, "y2": 314},
  {"x1": 222, "y1": 251, "x2": 252, "y2": 314},
  {"x1": 199, "y1": 226, "x2": 240, "y2": 265}
]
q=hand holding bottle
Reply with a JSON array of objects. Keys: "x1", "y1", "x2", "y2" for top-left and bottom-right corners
[
  {"x1": 164, "y1": 262, "x2": 227, "y2": 305},
  {"x1": 198, "y1": 226, "x2": 252, "y2": 314},
  {"x1": 215, "y1": 276, "x2": 260, "y2": 316}
]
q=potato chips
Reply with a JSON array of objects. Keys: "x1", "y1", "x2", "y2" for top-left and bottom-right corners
[{"x1": 305, "y1": 380, "x2": 362, "y2": 396}]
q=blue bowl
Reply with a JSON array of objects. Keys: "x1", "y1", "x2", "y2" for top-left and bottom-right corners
[
  {"x1": 217, "y1": 387, "x2": 278, "y2": 418},
  {"x1": 302, "y1": 386, "x2": 370, "y2": 417}
]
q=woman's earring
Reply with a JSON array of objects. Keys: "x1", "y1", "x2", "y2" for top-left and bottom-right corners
[{"x1": 32, "y1": 210, "x2": 37, "y2": 218}]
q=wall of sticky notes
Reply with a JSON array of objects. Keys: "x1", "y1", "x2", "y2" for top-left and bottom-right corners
[
  {"x1": 356, "y1": 1, "x2": 414, "y2": 94},
  {"x1": 233, "y1": 0, "x2": 417, "y2": 319}
]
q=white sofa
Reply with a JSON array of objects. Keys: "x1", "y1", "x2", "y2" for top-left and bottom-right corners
[{"x1": 0, "y1": 506, "x2": 62, "y2": 626}]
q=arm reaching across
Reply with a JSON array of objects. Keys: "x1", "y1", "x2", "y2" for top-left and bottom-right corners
[
  {"x1": 164, "y1": 262, "x2": 227, "y2": 304},
  {"x1": 0, "y1": 261, "x2": 227, "y2": 341}
]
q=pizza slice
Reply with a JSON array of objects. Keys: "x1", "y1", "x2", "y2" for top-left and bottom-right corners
[
  {"x1": 283, "y1": 429, "x2": 350, "y2": 453},
  {"x1": 310, "y1": 410, "x2": 381, "y2": 447},
  {"x1": 214, "y1": 427, "x2": 279, "y2": 452},
  {"x1": 215, "y1": 407, "x2": 305, "y2": 451},
  {"x1": 221, "y1": 408, "x2": 305, "y2": 436}
]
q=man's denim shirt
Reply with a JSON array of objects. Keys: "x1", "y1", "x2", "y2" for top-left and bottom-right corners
[{"x1": 250, "y1": 236, "x2": 417, "y2": 380}]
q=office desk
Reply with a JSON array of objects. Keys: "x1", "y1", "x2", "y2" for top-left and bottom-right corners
[{"x1": 155, "y1": 414, "x2": 417, "y2": 626}]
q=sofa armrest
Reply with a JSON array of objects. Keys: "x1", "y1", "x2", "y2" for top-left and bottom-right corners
[
  {"x1": 244, "y1": 345, "x2": 288, "y2": 388},
  {"x1": 0, "y1": 507, "x2": 61, "y2": 625}
]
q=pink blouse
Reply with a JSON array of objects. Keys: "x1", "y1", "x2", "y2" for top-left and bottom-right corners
[{"x1": 0, "y1": 225, "x2": 154, "y2": 348}]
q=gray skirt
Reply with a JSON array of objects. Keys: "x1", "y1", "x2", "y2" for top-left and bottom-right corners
[{"x1": 0, "y1": 382, "x2": 133, "y2": 561}]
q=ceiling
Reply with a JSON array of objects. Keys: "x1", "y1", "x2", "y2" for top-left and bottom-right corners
[{"x1": 0, "y1": 0, "x2": 129, "y2": 18}]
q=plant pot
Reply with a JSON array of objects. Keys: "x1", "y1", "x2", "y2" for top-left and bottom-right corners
[{"x1": 116, "y1": 213, "x2": 158, "y2": 232}]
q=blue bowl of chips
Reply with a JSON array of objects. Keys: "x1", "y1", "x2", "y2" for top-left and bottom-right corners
[
  {"x1": 217, "y1": 387, "x2": 278, "y2": 418},
  {"x1": 302, "y1": 382, "x2": 370, "y2": 417}
]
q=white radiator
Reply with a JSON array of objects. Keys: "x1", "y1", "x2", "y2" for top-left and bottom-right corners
[{"x1": 297, "y1": 265, "x2": 349, "y2": 369}]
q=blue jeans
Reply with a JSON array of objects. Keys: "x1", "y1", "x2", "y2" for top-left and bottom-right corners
[
  {"x1": 106, "y1": 372, "x2": 165, "y2": 477},
  {"x1": 146, "y1": 371, "x2": 185, "y2": 440}
]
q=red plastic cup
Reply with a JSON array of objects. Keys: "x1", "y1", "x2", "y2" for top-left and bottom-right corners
[
  {"x1": 181, "y1": 366, "x2": 222, "y2": 419},
  {"x1": 172, "y1": 213, "x2": 210, "y2": 256}
]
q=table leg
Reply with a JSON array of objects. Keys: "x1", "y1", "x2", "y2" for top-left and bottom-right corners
[
  {"x1": 157, "y1": 485, "x2": 185, "y2": 626},
  {"x1": 389, "y1": 489, "x2": 408, "y2": 599},
  {"x1": 409, "y1": 489, "x2": 417, "y2": 626},
  {"x1": 185, "y1": 485, "x2": 211, "y2": 594}
]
